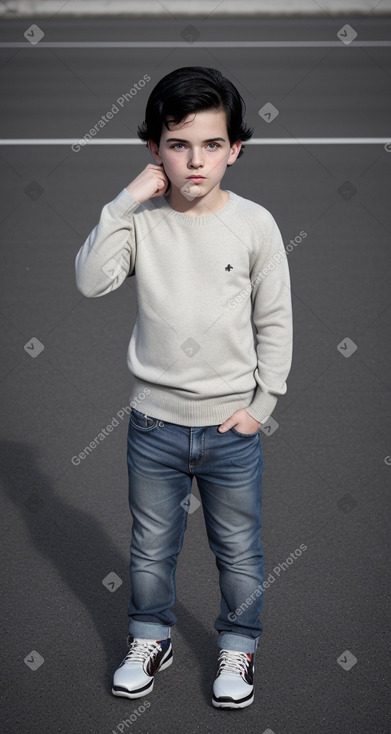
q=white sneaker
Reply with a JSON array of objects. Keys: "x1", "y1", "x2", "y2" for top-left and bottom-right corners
[
  {"x1": 212, "y1": 649, "x2": 255, "y2": 709},
  {"x1": 112, "y1": 637, "x2": 173, "y2": 698}
]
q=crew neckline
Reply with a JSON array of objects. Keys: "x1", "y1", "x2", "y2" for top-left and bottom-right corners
[{"x1": 154, "y1": 189, "x2": 235, "y2": 226}]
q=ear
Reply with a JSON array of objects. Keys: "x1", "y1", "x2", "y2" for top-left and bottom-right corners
[
  {"x1": 147, "y1": 140, "x2": 162, "y2": 164},
  {"x1": 227, "y1": 140, "x2": 243, "y2": 166}
]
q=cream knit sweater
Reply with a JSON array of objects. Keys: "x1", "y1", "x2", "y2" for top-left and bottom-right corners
[{"x1": 75, "y1": 187, "x2": 293, "y2": 426}]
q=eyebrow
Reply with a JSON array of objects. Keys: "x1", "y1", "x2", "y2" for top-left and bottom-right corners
[{"x1": 165, "y1": 137, "x2": 226, "y2": 143}]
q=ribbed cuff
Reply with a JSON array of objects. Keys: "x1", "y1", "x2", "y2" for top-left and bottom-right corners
[
  {"x1": 245, "y1": 389, "x2": 278, "y2": 425},
  {"x1": 108, "y1": 188, "x2": 141, "y2": 218}
]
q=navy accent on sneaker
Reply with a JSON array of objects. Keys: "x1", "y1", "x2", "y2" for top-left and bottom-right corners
[
  {"x1": 112, "y1": 637, "x2": 173, "y2": 699},
  {"x1": 212, "y1": 650, "x2": 255, "y2": 709}
]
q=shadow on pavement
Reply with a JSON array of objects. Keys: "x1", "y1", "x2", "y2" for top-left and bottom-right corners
[{"x1": 0, "y1": 439, "x2": 218, "y2": 704}]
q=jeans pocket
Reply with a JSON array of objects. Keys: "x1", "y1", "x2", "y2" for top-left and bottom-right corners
[
  {"x1": 129, "y1": 408, "x2": 159, "y2": 432},
  {"x1": 230, "y1": 426, "x2": 260, "y2": 438}
]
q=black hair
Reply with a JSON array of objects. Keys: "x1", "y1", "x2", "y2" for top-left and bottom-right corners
[{"x1": 137, "y1": 66, "x2": 253, "y2": 160}]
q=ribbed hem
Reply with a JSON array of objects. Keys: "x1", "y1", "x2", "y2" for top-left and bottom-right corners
[
  {"x1": 129, "y1": 378, "x2": 278, "y2": 426},
  {"x1": 129, "y1": 378, "x2": 261, "y2": 427}
]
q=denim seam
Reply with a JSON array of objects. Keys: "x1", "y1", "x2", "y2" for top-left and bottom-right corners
[
  {"x1": 188, "y1": 427, "x2": 206, "y2": 471},
  {"x1": 168, "y1": 492, "x2": 189, "y2": 608}
]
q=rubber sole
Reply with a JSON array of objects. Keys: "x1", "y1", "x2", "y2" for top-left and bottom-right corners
[
  {"x1": 112, "y1": 652, "x2": 173, "y2": 699},
  {"x1": 212, "y1": 691, "x2": 254, "y2": 709}
]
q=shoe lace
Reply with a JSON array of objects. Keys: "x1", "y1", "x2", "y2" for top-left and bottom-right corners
[
  {"x1": 217, "y1": 649, "x2": 249, "y2": 676},
  {"x1": 123, "y1": 638, "x2": 162, "y2": 665}
]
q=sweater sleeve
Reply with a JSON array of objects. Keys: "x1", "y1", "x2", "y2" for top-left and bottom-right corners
[
  {"x1": 245, "y1": 213, "x2": 293, "y2": 425},
  {"x1": 75, "y1": 188, "x2": 141, "y2": 298}
]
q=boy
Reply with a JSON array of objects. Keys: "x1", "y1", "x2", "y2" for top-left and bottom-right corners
[{"x1": 75, "y1": 66, "x2": 293, "y2": 709}]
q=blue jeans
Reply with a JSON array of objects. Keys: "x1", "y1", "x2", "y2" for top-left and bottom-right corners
[{"x1": 126, "y1": 407, "x2": 265, "y2": 654}]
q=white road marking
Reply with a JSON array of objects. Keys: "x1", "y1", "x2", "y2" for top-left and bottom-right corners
[
  {"x1": 0, "y1": 138, "x2": 389, "y2": 145},
  {"x1": 0, "y1": 41, "x2": 391, "y2": 48}
]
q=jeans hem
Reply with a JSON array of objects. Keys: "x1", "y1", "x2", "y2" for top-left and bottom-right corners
[
  {"x1": 217, "y1": 632, "x2": 260, "y2": 653},
  {"x1": 128, "y1": 621, "x2": 171, "y2": 642}
]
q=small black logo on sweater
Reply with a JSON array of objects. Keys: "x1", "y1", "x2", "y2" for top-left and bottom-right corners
[{"x1": 225, "y1": 264, "x2": 233, "y2": 271}]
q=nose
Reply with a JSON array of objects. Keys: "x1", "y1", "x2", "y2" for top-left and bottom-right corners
[{"x1": 188, "y1": 147, "x2": 204, "y2": 168}]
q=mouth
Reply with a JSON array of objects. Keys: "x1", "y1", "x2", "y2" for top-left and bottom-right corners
[{"x1": 186, "y1": 176, "x2": 206, "y2": 181}]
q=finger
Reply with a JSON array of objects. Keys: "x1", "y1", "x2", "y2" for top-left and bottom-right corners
[{"x1": 218, "y1": 421, "x2": 232, "y2": 432}]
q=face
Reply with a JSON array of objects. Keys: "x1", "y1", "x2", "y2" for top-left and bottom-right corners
[{"x1": 148, "y1": 108, "x2": 242, "y2": 197}]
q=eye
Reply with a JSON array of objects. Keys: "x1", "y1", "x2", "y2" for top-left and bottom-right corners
[{"x1": 169, "y1": 142, "x2": 221, "y2": 150}]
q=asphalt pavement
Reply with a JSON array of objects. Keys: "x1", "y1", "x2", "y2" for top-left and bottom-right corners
[{"x1": 0, "y1": 13, "x2": 390, "y2": 734}]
